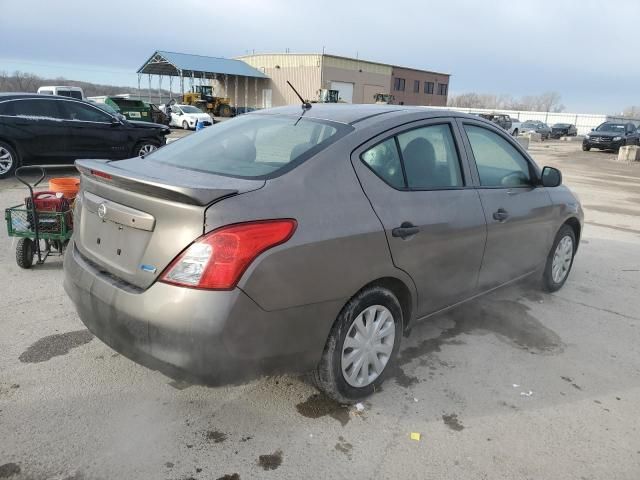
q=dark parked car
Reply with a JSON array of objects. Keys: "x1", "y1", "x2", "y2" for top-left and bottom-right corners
[
  {"x1": 583, "y1": 122, "x2": 639, "y2": 152},
  {"x1": 0, "y1": 93, "x2": 170, "y2": 178},
  {"x1": 520, "y1": 121, "x2": 551, "y2": 140},
  {"x1": 551, "y1": 123, "x2": 577, "y2": 138},
  {"x1": 64, "y1": 105, "x2": 583, "y2": 402}
]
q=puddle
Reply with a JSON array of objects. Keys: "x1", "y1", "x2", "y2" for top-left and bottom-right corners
[
  {"x1": 19, "y1": 330, "x2": 93, "y2": 363},
  {"x1": 442, "y1": 413, "x2": 465, "y2": 431},
  {"x1": 296, "y1": 393, "x2": 350, "y2": 426},
  {"x1": 0, "y1": 463, "x2": 20, "y2": 478},
  {"x1": 391, "y1": 295, "x2": 563, "y2": 385},
  {"x1": 205, "y1": 430, "x2": 228, "y2": 443},
  {"x1": 258, "y1": 450, "x2": 283, "y2": 471}
]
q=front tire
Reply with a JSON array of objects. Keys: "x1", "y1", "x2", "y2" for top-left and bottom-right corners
[
  {"x1": 582, "y1": 144, "x2": 591, "y2": 151},
  {"x1": 311, "y1": 286, "x2": 403, "y2": 403},
  {"x1": 542, "y1": 225, "x2": 576, "y2": 292},
  {"x1": 182, "y1": 120, "x2": 190, "y2": 130},
  {"x1": 16, "y1": 238, "x2": 34, "y2": 269}
]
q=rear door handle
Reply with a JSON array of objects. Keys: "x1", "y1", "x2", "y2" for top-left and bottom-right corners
[
  {"x1": 392, "y1": 222, "x2": 420, "y2": 239},
  {"x1": 493, "y1": 209, "x2": 509, "y2": 222}
]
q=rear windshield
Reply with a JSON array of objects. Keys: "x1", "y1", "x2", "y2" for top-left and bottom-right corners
[{"x1": 147, "y1": 114, "x2": 352, "y2": 179}]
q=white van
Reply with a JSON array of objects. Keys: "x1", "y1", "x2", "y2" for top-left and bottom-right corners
[{"x1": 37, "y1": 86, "x2": 84, "y2": 100}]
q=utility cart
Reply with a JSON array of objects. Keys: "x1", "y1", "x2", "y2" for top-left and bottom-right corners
[{"x1": 4, "y1": 166, "x2": 74, "y2": 269}]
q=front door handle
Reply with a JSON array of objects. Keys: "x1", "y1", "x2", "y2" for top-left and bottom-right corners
[
  {"x1": 493, "y1": 209, "x2": 509, "y2": 222},
  {"x1": 392, "y1": 222, "x2": 420, "y2": 239}
]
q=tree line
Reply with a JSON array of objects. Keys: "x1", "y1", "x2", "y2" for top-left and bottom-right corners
[
  {"x1": 0, "y1": 71, "x2": 171, "y2": 98},
  {"x1": 447, "y1": 91, "x2": 565, "y2": 113}
]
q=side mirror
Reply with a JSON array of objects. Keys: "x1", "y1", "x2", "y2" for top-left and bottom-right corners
[
  {"x1": 110, "y1": 116, "x2": 121, "y2": 126},
  {"x1": 541, "y1": 166, "x2": 562, "y2": 188}
]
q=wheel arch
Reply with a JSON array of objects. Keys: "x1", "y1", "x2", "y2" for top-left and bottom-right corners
[
  {"x1": 0, "y1": 136, "x2": 21, "y2": 156},
  {"x1": 356, "y1": 276, "x2": 415, "y2": 335},
  {"x1": 563, "y1": 217, "x2": 581, "y2": 249}
]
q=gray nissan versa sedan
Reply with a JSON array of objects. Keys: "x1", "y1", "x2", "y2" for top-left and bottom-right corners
[{"x1": 64, "y1": 104, "x2": 583, "y2": 402}]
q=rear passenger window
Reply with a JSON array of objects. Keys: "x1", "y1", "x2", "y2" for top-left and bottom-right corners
[
  {"x1": 12, "y1": 99, "x2": 62, "y2": 120},
  {"x1": 0, "y1": 101, "x2": 15, "y2": 116},
  {"x1": 361, "y1": 138, "x2": 404, "y2": 189},
  {"x1": 397, "y1": 124, "x2": 463, "y2": 189},
  {"x1": 464, "y1": 125, "x2": 532, "y2": 187}
]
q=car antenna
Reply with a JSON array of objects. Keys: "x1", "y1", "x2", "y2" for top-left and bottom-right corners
[{"x1": 287, "y1": 81, "x2": 311, "y2": 110}]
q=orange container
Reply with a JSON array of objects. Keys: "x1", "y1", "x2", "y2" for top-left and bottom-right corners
[{"x1": 49, "y1": 177, "x2": 80, "y2": 200}]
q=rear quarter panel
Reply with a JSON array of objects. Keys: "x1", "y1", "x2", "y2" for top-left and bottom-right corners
[{"x1": 204, "y1": 136, "x2": 417, "y2": 313}]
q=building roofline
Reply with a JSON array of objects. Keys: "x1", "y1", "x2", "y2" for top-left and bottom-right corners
[{"x1": 235, "y1": 52, "x2": 451, "y2": 77}]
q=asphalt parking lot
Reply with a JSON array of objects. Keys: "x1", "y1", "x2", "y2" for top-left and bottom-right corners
[{"x1": 1, "y1": 139, "x2": 639, "y2": 480}]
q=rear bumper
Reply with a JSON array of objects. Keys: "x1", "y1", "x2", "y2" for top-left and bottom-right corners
[{"x1": 63, "y1": 241, "x2": 342, "y2": 384}]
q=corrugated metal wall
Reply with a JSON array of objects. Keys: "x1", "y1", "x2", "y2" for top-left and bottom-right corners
[{"x1": 238, "y1": 54, "x2": 322, "y2": 106}]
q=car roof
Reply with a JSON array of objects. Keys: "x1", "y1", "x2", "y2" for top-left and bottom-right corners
[
  {"x1": 0, "y1": 93, "x2": 83, "y2": 101},
  {"x1": 252, "y1": 104, "x2": 480, "y2": 126}
]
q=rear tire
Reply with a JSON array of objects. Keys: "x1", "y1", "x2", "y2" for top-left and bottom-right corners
[
  {"x1": 0, "y1": 141, "x2": 19, "y2": 179},
  {"x1": 311, "y1": 286, "x2": 403, "y2": 404},
  {"x1": 133, "y1": 140, "x2": 159, "y2": 158},
  {"x1": 16, "y1": 238, "x2": 34, "y2": 269},
  {"x1": 542, "y1": 225, "x2": 576, "y2": 292},
  {"x1": 182, "y1": 120, "x2": 190, "y2": 130}
]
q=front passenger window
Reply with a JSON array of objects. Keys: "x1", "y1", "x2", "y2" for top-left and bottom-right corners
[
  {"x1": 62, "y1": 102, "x2": 112, "y2": 123},
  {"x1": 464, "y1": 125, "x2": 532, "y2": 188}
]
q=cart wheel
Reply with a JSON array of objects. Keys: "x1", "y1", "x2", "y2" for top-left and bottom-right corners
[{"x1": 16, "y1": 238, "x2": 34, "y2": 269}]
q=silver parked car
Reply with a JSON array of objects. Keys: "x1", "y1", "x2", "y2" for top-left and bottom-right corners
[{"x1": 64, "y1": 105, "x2": 583, "y2": 402}]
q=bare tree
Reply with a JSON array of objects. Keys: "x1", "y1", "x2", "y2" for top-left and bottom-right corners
[
  {"x1": 623, "y1": 106, "x2": 640, "y2": 118},
  {"x1": 448, "y1": 91, "x2": 565, "y2": 113}
]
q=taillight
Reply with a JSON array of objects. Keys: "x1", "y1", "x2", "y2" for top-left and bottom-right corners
[
  {"x1": 90, "y1": 169, "x2": 112, "y2": 180},
  {"x1": 160, "y1": 219, "x2": 297, "y2": 290}
]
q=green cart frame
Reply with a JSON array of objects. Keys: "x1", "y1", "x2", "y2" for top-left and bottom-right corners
[{"x1": 4, "y1": 166, "x2": 73, "y2": 269}]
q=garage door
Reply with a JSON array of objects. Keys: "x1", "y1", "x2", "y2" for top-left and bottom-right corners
[{"x1": 330, "y1": 81, "x2": 354, "y2": 104}]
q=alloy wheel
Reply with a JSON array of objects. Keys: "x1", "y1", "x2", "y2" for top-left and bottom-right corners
[
  {"x1": 0, "y1": 146, "x2": 13, "y2": 175},
  {"x1": 138, "y1": 144, "x2": 157, "y2": 157},
  {"x1": 341, "y1": 305, "x2": 396, "y2": 388},
  {"x1": 552, "y1": 235, "x2": 573, "y2": 283}
]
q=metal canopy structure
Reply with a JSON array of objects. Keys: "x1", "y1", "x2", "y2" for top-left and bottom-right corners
[
  {"x1": 137, "y1": 50, "x2": 268, "y2": 80},
  {"x1": 135, "y1": 50, "x2": 269, "y2": 109}
]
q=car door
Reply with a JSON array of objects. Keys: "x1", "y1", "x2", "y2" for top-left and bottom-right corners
[
  {"x1": 3, "y1": 98, "x2": 71, "y2": 161},
  {"x1": 456, "y1": 119, "x2": 556, "y2": 290},
  {"x1": 351, "y1": 119, "x2": 487, "y2": 316},
  {"x1": 59, "y1": 100, "x2": 129, "y2": 159}
]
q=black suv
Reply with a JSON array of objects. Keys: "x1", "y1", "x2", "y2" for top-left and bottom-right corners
[
  {"x1": 0, "y1": 93, "x2": 170, "y2": 178},
  {"x1": 583, "y1": 122, "x2": 639, "y2": 152}
]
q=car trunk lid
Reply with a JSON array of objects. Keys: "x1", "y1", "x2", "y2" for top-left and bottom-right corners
[{"x1": 74, "y1": 158, "x2": 265, "y2": 289}]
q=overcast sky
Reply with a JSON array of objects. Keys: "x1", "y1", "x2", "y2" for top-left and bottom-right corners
[{"x1": 1, "y1": 0, "x2": 638, "y2": 113}]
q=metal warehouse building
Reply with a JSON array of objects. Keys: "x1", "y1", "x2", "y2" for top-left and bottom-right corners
[
  {"x1": 137, "y1": 50, "x2": 449, "y2": 110},
  {"x1": 236, "y1": 53, "x2": 450, "y2": 108}
]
